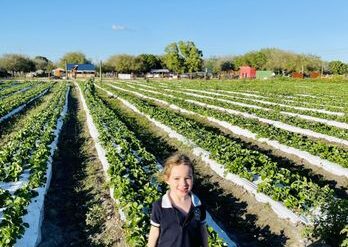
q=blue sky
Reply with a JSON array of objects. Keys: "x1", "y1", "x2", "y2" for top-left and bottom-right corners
[{"x1": 1, "y1": 0, "x2": 348, "y2": 63}]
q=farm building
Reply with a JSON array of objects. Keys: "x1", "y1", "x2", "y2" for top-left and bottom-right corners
[
  {"x1": 239, "y1": 66, "x2": 256, "y2": 79},
  {"x1": 53, "y1": 68, "x2": 65, "y2": 78},
  {"x1": 147, "y1": 69, "x2": 171, "y2": 78},
  {"x1": 67, "y1": 64, "x2": 96, "y2": 79},
  {"x1": 118, "y1": 73, "x2": 135, "y2": 80},
  {"x1": 256, "y1": 70, "x2": 275, "y2": 80}
]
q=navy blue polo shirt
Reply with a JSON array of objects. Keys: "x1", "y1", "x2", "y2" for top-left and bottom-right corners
[{"x1": 150, "y1": 191, "x2": 207, "y2": 247}]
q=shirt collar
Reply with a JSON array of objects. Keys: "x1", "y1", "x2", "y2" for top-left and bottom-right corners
[{"x1": 161, "y1": 191, "x2": 201, "y2": 208}]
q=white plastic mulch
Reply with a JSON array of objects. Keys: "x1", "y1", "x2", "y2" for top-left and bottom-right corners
[
  {"x1": 0, "y1": 88, "x2": 49, "y2": 124},
  {"x1": 14, "y1": 87, "x2": 70, "y2": 247},
  {"x1": 209, "y1": 89, "x2": 344, "y2": 110},
  {"x1": 103, "y1": 84, "x2": 348, "y2": 178},
  {"x1": 97, "y1": 85, "x2": 310, "y2": 225},
  {"x1": 120, "y1": 81, "x2": 348, "y2": 130}
]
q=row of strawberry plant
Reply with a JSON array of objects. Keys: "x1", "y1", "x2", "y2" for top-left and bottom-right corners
[
  {"x1": 95, "y1": 84, "x2": 235, "y2": 246},
  {"x1": 95, "y1": 83, "x2": 335, "y2": 216},
  {"x1": 157, "y1": 80, "x2": 347, "y2": 110},
  {"x1": 165, "y1": 79, "x2": 348, "y2": 108},
  {"x1": 117, "y1": 81, "x2": 348, "y2": 139},
  {"x1": 0, "y1": 81, "x2": 51, "y2": 119},
  {"x1": 0, "y1": 83, "x2": 69, "y2": 246},
  {"x1": 163, "y1": 84, "x2": 344, "y2": 113},
  {"x1": 0, "y1": 84, "x2": 68, "y2": 182},
  {"x1": 155, "y1": 79, "x2": 348, "y2": 115},
  {"x1": 79, "y1": 81, "x2": 230, "y2": 246},
  {"x1": 143, "y1": 82, "x2": 347, "y2": 122},
  {"x1": 205, "y1": 89, "x2": 346, "y2": 112},
  {"x1": 183, "y1": 87, "x2": 347, "y2": 122},
  {"x1": 232, "y1": 88, "x2": 348, "y2": 108},
  {"x1": 0, "y1": 80, "x2": 20, "y2": 90},
  {"x1": 0, "y1": 84, "x2": 59, "y2": 145},
  {"x1": 0, "y1": 81, "x2": 34, "y2": 99},
  {"x1": 105, "y1": 82, "x2": 348, "y2": 168}
]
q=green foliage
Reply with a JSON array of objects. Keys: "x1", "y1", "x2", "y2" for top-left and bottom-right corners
[
  {"x1": 0, "y1": 54, "x2": 35, "y2": 73},
  {"x1": 0, "y1": 82, "x2": 51, "y2": 119},
  {"x1": 341, "y1": 226, "x2": 348, "y2": 247},
  {"x1": 163, "y1": 41, "x2": 203, "y2": 74},
  {"x1": 33, "y1": 56, "x2": 54, "y2": 72},
  {"x1": 234, "y1": 50, "x2": 267, "y2": 70},
  {"x1": 105, "y1": 54, "x2": 142, "y2": 73},
  {"x1": 178, "y1": 41, "x2": 204, "y2": 73},
  {"x1": 58, "y1": 51, "x2": 90, "y2": 68},
  {"x1": 231, "y1": 48, "x2": 323, "y2": 74},
  {"x1": 163, "y1": 42, "x2": 185, "y2": 74},
  {"x1": 208, "y1": 227, "x2": 228, "y2": 246},
  {"x1": 0, "y1": 83, "x2": 69, "y2": 246},
  {"x1": 329, "y1": 60, "x2": 348, "y2": 75},
  {"x1": 81, "y1": 81, "x2": 228, "y2": 246},
  {"x1": 100, "y1": 81, "x2": 335, "y2": 215},
  {"x1": 137, "y1": 54, "x2": 162, "y2": 73},
  {"x1": 305, "y1": 198, "x2": 348, "y2": 247},
  {"x1": 204, "y1": 57, "x2": 235, "y2": 74}
]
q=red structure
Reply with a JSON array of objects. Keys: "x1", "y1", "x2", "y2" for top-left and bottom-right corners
[
  {"x1": 291, "y1": 72, "x2": 304, "y2": 79},
  {"x1": 239, "y1": 66, "x2": 256, "y2": 79},
  {"x1": 310, "y1": 71, "x2": 320, "y2": 79}
]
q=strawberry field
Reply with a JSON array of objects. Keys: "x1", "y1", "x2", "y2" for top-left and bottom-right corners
[{"x1": 0, "y1": 78, "x2": 347, "y2": 246}]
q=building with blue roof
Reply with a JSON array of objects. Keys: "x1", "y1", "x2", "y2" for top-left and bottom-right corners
[{"x1": 67, "y1": 63, "x2": 96, "y2": 79}]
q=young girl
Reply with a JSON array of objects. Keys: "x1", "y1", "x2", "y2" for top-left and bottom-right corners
[{"x1": 148, "y1": 153, "x2": 208, "y2": 247}]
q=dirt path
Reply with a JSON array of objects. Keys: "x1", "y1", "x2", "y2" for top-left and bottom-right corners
[{"x1": 38, "y1": 85, "x2": 126, "y2": 247}]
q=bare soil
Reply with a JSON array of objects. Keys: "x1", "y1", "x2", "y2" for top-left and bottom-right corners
[{"x1": 38, "y1": 85, "x2": 126, "y2": 247}]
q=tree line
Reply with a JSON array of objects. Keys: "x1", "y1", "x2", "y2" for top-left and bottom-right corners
[{"x1": 1, "y1": 41, "x2": 348, "y2": 77}]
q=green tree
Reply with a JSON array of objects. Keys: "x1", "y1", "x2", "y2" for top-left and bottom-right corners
[
  {"x1": 163, "y1": 42, "x2": 184, "y2": 74},
  {"x1": 0, "y1": 54, "x2": 35, "y2": 75},
  {"x1": 163, "y1": 41, "x2": 203, "y2": 74},
  {"x1": 105, "y1": 54, "x2": 141, "y2": 73},
  {"x1": 220, "y1": 60, "x2": 234, "y2": 71},
  {"x1": 233, "y1": 51, "x2": 267, "y2": 70},
  {"x1": 204, "y1": 57, "x2": 220, "y2": 74},
  {"x1": 178, "y1": 41, "x2": 204, "y2": 73},
  {"x1": 204, "y1": 56, "x2": 235, "y2": 75},
  {"x1": 248, "y1": 48, "x2": 325, "y2": 75},
  {"x1": 137, "y1": 54, "x2": 162, "y2": 73},
  {"x1": 329, "y1": 60, "x2": 348, "y2": 75},
  {"x1": 33, "y1": 56, "x2": 54, "y2": 72},
  {"x1": 58, "y1": 52, "x2": 90, "y2": 68}
]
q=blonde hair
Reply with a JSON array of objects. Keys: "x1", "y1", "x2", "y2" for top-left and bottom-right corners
[{"x1": 161, "y1": 153, "x2": 194, "y2": 181}]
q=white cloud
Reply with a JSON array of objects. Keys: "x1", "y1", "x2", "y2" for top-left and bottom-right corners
[{"x1": 112, "y1": 24, "x2": 127, "y2": 31}]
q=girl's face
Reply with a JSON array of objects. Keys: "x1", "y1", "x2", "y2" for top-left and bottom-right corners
[{"x1": 166, "y1": 164, "x2": 193, "y2": 198}]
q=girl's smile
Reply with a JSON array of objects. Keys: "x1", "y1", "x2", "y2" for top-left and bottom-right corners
[{"x1": 166, "y1": 164, "x2": 193, "y2": 200}]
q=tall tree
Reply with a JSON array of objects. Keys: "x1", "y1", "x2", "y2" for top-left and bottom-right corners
[
  {"x1": 204, "y1": 57, "x2": 235, "y2": 75},
  {"x1": 234, "y1": 51, "x2": 267, "y2": 70},
  {"x1": 204, "y1": 57, "x2": 220, "y2": 74},
  {"x1": 58, "y1": 52, "x2": 90, "y2": 68},
  {"x1": 0, "y1": 54, "x2": 35, "y2": 75},
  {"x1": 105, "y1": 54, "x2": 141, "y2": 73},
  {"x1": 163, "y1": 41, "x2": 204, "y2": 74},
  {"x1": 328, "y1": 60, "x2": 348, "y2": 75},
  {"x1": 163, "y1": 42, "x2": 184, "y2": 74},
  {"x1": 137, "y1": 54, "x2": 162, "y2": 73},
  {"x1": 33, "y1": 56, "x2": 54, "y2": 72},
  {"x1": 178, "y1": 41, "x2": 204, "y2": 73}
]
